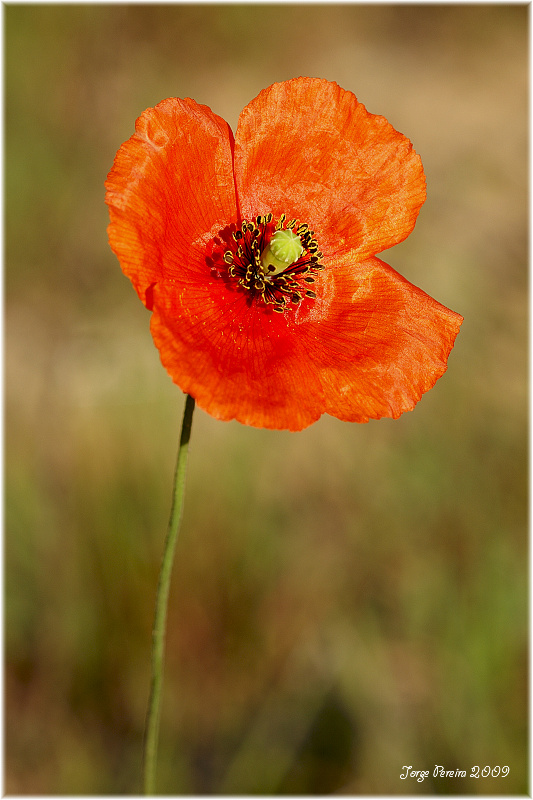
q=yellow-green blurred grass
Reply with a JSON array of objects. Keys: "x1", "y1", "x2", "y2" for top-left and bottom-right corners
[{"x1": 5, "y1": 4, "x2": 527, "y2": 794}]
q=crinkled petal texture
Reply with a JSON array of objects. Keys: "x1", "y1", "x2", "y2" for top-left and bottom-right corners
[
  {"x1": 150, "y1": 254, "x2": 462, "y2": 430},
  {"x1": 234, "y1": 78, "x2": 427, "y2": 261},
  {"x1": 106, "y1": 80, "x2": 462, "y2": 431},
  {"x1": 105, "y1": 97, "x2": 237, "y2": 308}
]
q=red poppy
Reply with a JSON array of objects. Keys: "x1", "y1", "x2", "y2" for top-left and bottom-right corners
[{"x1": 105, "y1": 78, "x2": 462, "y2": 431}]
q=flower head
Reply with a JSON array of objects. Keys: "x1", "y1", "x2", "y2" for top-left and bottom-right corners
[{"x1": 105, "y1": 78, "x2": 462, "y2": 431}]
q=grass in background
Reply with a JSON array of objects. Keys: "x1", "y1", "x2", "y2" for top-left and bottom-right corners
[{"x1": 5, "y1": 4, "x2": 527, "y2": 794}]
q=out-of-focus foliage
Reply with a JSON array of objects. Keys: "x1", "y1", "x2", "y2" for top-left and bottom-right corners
[{"x1": 5, "y1": 5, "x2": 527, "y2": 794}]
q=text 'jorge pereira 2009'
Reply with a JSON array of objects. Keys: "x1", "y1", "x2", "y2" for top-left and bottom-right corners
[{"x1": 400, "y1": 765, "x2": 510, "y2": 782}]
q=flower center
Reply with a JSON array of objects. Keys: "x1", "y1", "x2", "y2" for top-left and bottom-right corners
[
  {"x1": 261, "y1": 228, "x2": 304, "y2": 275},
  {"x1": 207, "y1": 213, "x2": 324, "y2": 313}
]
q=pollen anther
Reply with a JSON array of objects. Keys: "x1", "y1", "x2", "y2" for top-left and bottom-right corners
[{"x1": 208, "y1": 213, "x2": 323, "y2": 314}]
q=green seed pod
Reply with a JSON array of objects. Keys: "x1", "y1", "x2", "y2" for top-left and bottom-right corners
[{"x1": 261, "y1": 228, "x2": 304, "y2": 276}]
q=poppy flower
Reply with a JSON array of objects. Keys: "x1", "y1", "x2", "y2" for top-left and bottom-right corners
[{"x1": 105, "y1": 77, "x2": 462, "y2": 431}]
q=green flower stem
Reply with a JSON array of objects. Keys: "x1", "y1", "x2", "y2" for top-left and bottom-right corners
[{"x1": 143, "y1": 393, "x2": 195, "y2": 795}]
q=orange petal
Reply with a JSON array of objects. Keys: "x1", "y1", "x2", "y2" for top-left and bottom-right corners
[
  {"x1": 149, "y1": 277, "x2": 326, "y2": 431},
  {"x1": 234, "y1": 78, "x2": 426, "y2": 260},
  {"x1": 105, "y1": 98, "x2": 237, "y2": 308},
  {"x1": 297, "y1": 253, "x2": 463, "y2": 423},
  {"x1": 149, "y1": 251, "x2": 461, "y2": 430}
]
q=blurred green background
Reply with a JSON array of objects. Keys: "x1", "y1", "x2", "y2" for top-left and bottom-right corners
[{"x1": 5, "y1": 4, "x2": 527, "y2": 795}]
